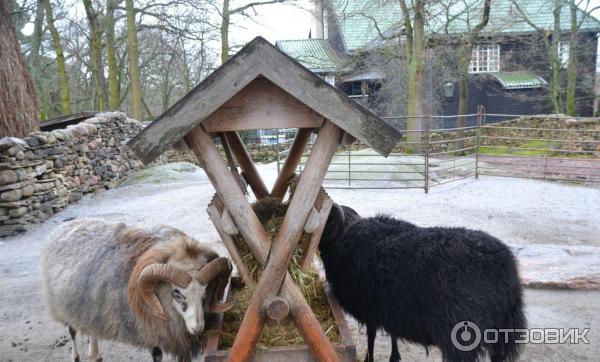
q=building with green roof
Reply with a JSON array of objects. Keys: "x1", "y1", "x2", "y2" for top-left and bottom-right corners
[{"x1": 276, "y1": 0, "x2": 600, "y2": 117}]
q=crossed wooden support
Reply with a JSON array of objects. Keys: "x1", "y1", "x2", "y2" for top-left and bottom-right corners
[{"x1": 184, "y1": 121, "x2": 343, "y2": 362}]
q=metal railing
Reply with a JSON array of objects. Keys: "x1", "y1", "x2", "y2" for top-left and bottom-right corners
[
  {"x1": 477, "y1": 114, "x2": 600, "y2": 184},
  {"x1": 284, "y1": 109, "x2": 599, "y2": 192},
  {"x1": 231, "y1": 111, "x2": 600, "y2": 192}
]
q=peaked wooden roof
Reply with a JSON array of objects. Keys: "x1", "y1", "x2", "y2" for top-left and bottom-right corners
[{"x1": 128, "y1": 36, "x2": 400, "y2": 163}]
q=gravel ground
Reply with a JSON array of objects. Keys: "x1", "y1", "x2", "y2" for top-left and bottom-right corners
[{"x1": 0, "y1": 162, "x2": 598, "y2": 361}]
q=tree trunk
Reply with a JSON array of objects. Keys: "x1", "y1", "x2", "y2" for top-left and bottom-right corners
[
  {"x1": 106, "y1": 0, "x2": 120, "y2": 110},
  {"x1": 82, "y1": 0, "x2": 108, "y2": 110},
  {"x1": 30, "y1": 0, "x2": 46, "y2": 119},
  {"x1": 221, "y1": 0, "x2": 230, "y2": 63},
  {"x1": 44, "y1": 0, "x2": 71, "y2": 115},
  {"x1": 549, "y1": 0, "x2": 564, "y2": 114},
  {"x1": 406, "y1": 0, "x2": 425, "y2": 150},
  {"x1": 566, "y1": 0, "x2": 578, "y2": 115},
  {"x1": 456, "y1": 45, "x2": 471, "y2": 151},
  {"x1": 0, "y1": 0, "x2": 40, "y2": 136},
  {"x1": 125, "y1": 0, "x2": 142, "y2": 120}
]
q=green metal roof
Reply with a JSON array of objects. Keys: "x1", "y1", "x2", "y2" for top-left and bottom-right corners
[
  {"x1": 327, "y1": 0, "x2": 600, "y2": 51},
  {"x1": 276, "y1": 39, "x2": 340, "y2": 73},
  {"x1": 489, "y1": 71, "x2": 548, "y2": 89},
  {"x1": 432, "y1": 0, "x2": 600, "y2": 35},
  {"x1": 330, "y1": 0, "x2": 402, "y2": 51}
]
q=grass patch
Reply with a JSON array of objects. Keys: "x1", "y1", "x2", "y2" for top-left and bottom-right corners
[{"x1": 479, "y1": 140, "x2": 561, "y2": 156}]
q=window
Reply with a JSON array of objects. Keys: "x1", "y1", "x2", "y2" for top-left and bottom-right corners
[
  {"x1": 469, "y1": 44, "x2": 500, "y2": 73},
  {"x1": 558, "y1": 41, "x2": 569, "y2": 66}
]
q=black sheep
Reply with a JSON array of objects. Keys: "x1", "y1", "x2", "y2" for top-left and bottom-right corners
[{"x1": 319, "y1": 204, "x2": 525, "y2": 362}]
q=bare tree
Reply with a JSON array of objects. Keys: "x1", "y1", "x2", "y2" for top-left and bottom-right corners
[
  {"x1": 125, "y1": 0, "x2": 142, "y2": 120},
  {"x1": 82, "y1": 0, "x2": 108, "y2": 110},
  {"x1": 43, "y1": 0, "x2": 71, "y2": 114},
  {"x1": 399, "y1": 0, "x2": 426, "y2": 147},
  {"x1": 106, "y1": 0, "x2": 120, "y2": 110}
]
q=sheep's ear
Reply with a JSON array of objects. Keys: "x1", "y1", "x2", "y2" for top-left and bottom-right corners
[{"x1": 341, "y1": 206, "x2": 360, "y2": 226}]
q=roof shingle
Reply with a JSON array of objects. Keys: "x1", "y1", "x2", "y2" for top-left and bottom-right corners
[{"x1": 276, "y1": 39, "x2": 340, "y2": 73}]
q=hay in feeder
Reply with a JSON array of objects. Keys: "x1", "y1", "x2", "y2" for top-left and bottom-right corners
[{"x1": 218, "y1": 197, "x2": 341, "y2": 349}]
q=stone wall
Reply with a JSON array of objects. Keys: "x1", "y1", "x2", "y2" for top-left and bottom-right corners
[{"x1": 0, "y1": 112, "x2": 143, "y2": 237}]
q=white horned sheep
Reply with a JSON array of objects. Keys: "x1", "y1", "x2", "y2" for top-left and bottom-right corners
[{"x1": 42, "y1": 219, "x2": 233, "y2": 362}]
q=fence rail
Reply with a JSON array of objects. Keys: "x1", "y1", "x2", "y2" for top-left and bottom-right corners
[{"x1": 258, "y1": 110, "x2": 600, "y2": 192}]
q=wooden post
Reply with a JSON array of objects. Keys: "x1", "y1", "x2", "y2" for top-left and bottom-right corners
[
  {"x1": 271, "y1": 128, "x2": 312, "y2": 199},
  {"x1": 224, "y1": 131, "x2": 270, "y2": 199},
  {"x1": 229, "y1": 121, "x2": 343, "y2": 362},
  {"x1": 184, "y1": 124, "x2": 341, "y2": 362},
  {"x1": 219, "y1": 133, "x2": 248, "y2": 194}
]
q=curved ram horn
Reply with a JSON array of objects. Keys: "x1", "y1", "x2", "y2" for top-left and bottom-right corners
[
  {"x1": 196, "y1": 257, "x2": 231, "y2": 284},
  {"x1": 196, "y1": 257, "x2": 233, "y2": 313},
  {"x1": 138, "y1": 263, "x2": 192, "y2": 320}
]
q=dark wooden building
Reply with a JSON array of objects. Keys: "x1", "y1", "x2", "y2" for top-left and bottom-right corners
[{"x1": 277, "y1": 0, "x2": 600, "y2": 118}]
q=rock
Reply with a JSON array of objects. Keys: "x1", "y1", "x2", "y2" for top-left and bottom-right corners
[
  {"x1": 32, "y1": 134, "x2": 48, "y2": 144},
  {"x1": 0, "y1": 170, "x2": 17, "y2": 185},
  {"x1": 15, "y1": 168, "x2": 28, "y2": 182},
  {"x1": 9, "y1": 207, "x2": 28, "y2": 218},
  {"x1": 0, "y1": 137, "x2": 28, "y2": 150},
  {"x1": 0, "y1": 224, "x2": 26, "y2": 237},
  {"x1": 517, "y1": 244, "x2": 600, "y2": 290},
  {"x1": 34, "y1": 164, "x2": 47, "y2": 176},
  {"x1": 21, "y1": 185, "x2": 34, "y2": 197},
  {"x1": 23, "y1": 137, "x2": 39, "y2": 147},
  {"x1": 1, "y1": 189, "x2": 22, "y2": 202},
  {"x1": 7, "y1": 146, "x2": 20, "y2": 156},
  {"x1": 46, "y1": 133, "x2": 57, "y2": 144}
]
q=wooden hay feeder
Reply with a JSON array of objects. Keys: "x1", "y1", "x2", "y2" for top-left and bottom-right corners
[{"x1": 128, "y1": 37, "x2": 401, "y2": 362}]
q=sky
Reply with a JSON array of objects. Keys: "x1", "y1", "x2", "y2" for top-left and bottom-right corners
[{"x1": 229, "y1": 0, "x2": 314, "y2": 46}]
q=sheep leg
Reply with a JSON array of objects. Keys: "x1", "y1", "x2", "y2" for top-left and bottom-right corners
[
  {"x1": 151, "y1": 347, "x2": 162, "y2": 362},
  {"x1": 364, "y1": 325, "x2": 376, "y2": 362},
  {"x1": 67, "y1": 326, "x2": 80, "y2": 362},
  {"x1": 89, "y1": 335, "x2": 101, "y2": 361},
  {"x1": 390, "y1": 335, "x2": 401, "y2": 362}
]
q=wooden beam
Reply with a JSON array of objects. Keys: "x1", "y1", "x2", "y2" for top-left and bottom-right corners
[
  {"x1": 202, "y1": 78, "x2": 325, "y2": 132},
  {"x1": 300, "y1": 196, "x2": 333, "y2": 271},
  {"x1": 219, "y1": 133, "x2": 247, "y2": 195},
  {"x1": 223, "y1": 131, "x2": 270, "y2": 200},
  {"x1": 271, "y1": 128, "x2": 312, "y2": 200},
  {"x1": 207, "y1": 202, "x2": 254, "y2": 288},
  {"x1": 184, "y1": 125, "x2": 339, "y2": 362},
  {"x1": 229, "y1": 121, "x2": 343, "y2": 362}
]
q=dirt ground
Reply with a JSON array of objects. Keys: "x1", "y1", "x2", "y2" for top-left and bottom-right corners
[{"x1": 0, "y1": 162, "x2": 598, "y2": 361}]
